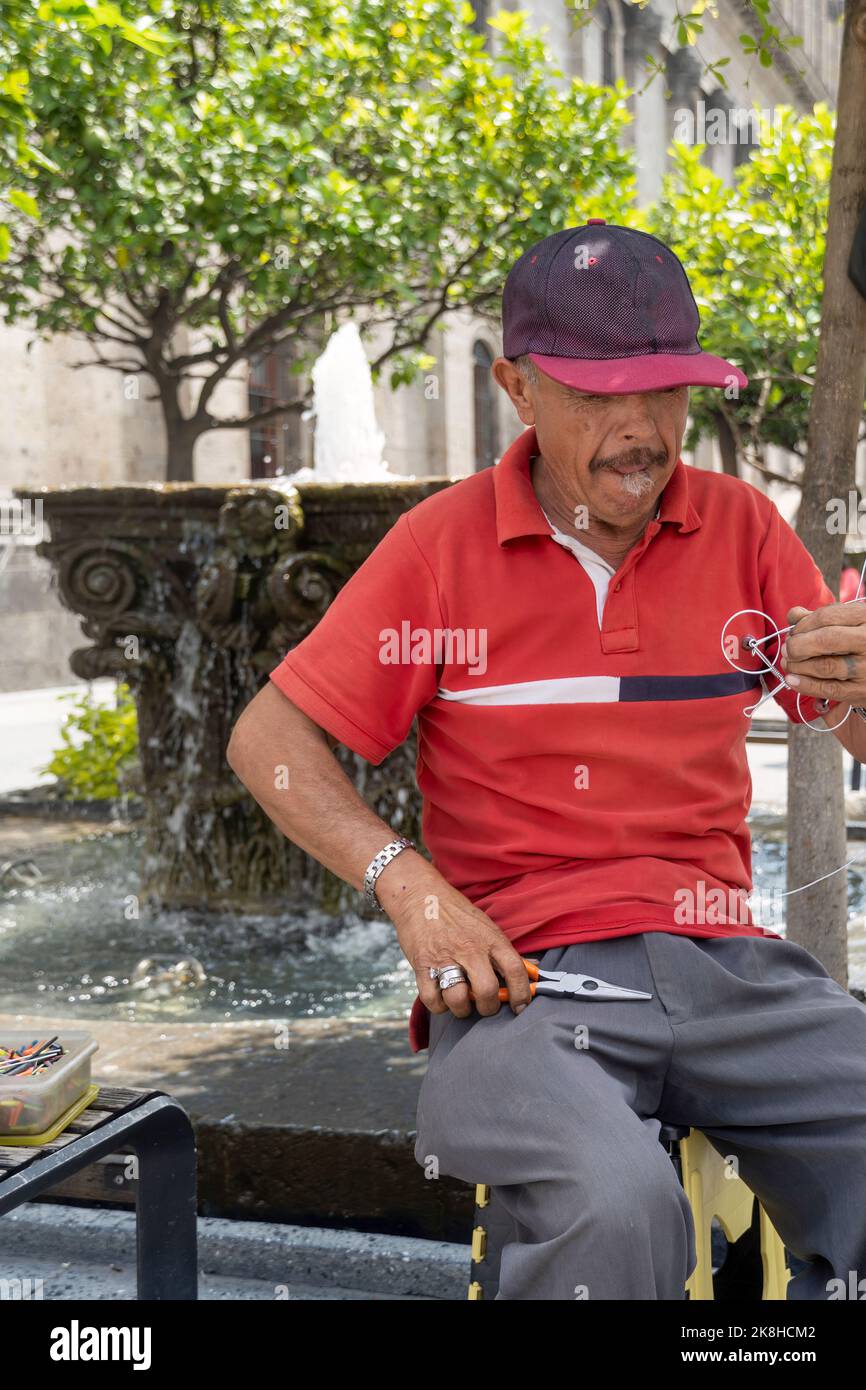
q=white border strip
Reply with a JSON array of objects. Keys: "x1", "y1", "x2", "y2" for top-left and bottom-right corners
[{"x1": 436, "y1": 676, "x2": 621, "y2": 706}]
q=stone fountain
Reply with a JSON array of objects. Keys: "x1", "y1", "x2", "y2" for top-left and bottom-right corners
[{"x1": 24, "y1": 325, "x2": 453, "y2": 912}]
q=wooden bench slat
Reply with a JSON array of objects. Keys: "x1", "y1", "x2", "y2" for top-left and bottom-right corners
[{"x1": 0, "y1": 1087, "x2": 164, "y2": 1181}]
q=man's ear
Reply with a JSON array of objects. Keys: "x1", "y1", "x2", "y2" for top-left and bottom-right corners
[{"x1": 492, "y1": 357, "x2": 535, "y2": 425}]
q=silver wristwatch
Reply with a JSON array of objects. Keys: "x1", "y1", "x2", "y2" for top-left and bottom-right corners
[{"x1": 363, "y1": 836, "x2": 416, "y2": 910}]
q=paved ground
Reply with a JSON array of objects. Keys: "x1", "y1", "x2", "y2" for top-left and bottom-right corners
[
  {"x1": 0, "y1": 1203, "x2": 468, "y2": 1301},
  {"x1": 0, "y1": 1007, "x2": 425, "y2": 1132}
]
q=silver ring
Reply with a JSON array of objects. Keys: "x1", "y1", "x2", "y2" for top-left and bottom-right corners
[
  {"x1": 440, "y1": 975, "x2": 468, "y2": 992},
  {"x1": 427, "y1": 967, "x2": 440, "y2": 980},
  {"x1": 438, "y1": 966, "x2": 465, "y2": 983},
  {"x1": 437, "y1": 966, "x2": 467, "y2": 990},
  {"x1": 845, "y1": 653, "x2": 857, "y2": 680}
]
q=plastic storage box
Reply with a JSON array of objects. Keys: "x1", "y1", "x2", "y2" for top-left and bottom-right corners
[{"x1": 0, "y1": 1032, "x2": 98, "y2": 1137}]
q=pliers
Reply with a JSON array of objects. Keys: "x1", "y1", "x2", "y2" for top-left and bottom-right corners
[{"x1": 472, "y1": 957, "x2": 652, "y2": 1003}]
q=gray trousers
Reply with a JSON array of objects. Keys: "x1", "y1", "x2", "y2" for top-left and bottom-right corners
[{"x1": 413, "y1": 932, "x2": 866, "y2": 1300}]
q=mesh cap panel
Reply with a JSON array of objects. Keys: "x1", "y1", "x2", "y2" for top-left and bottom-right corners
[{"x1": 503, "y1": 224, "x2": 703, "y2": 361}]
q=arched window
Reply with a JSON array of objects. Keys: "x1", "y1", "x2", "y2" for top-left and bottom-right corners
[
  {"x1": 470, "y1": 0, "x2": 490, "y2": 36},
  {"x1": 248, "y1": 342, "x2": 304, "y2": 477},
  {"x1": 473, "y1": 340, "x2": 499, "y2": 472},
  {"x1": 598, "y1": 0, "x2": 617, "y2": 87}
]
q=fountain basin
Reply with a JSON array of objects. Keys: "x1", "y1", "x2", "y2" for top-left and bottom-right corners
[{"x1": 22, "y1": 477, "x2": 452, "y2": 913}]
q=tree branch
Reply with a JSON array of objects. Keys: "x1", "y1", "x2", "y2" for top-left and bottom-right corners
[{"x1": 205, "y1": 399, "x2": 309, "y2": 431}]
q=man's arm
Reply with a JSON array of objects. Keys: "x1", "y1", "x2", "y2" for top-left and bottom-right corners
[
  {"x1": 781, "y1": 602, "x2": 866, "y2": 761},
  {"x1": 226, "y1": 684, "x2": 532, "y2": 1019}
]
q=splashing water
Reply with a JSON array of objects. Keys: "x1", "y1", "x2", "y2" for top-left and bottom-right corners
[
  {"x1": 293, "y1": 322, "x2": 397, "y2": 484},
  {"x1": 0, "y1": 832, "x2": 415, "y2": 1022},
  {"x1": 0, "y1": 818, "x2": 863, "y2": 1024}
]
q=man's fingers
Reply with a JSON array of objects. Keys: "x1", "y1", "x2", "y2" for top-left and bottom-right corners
[
  {"x1": 462, "y1": 954, "x2": 504, "y2": 1016},
  {"x1": 785, "y1": 599, "x2": 866, "y2": 638},
  {"x1": 782, "y1": 671, "x2": 866, "y2": 703},
  {"x1": 786, "y1": 602, "x2": 866, "y2": 629},
  {"x1": 415, "y1": 968, "x2": 450, "y2": 1013},
  {"x1": 785, "y1": 622, "x2": 866, "y2": 663},
  {"x1": 784, "y1": 654, "x2": 864, "y2": 682},
  {"x1": 415, "y1": 963, "x2": 474, "y2": 1017},
  {"x1": 490, "y1": 943, "x2": 533, "y2": 1012},
  {"x1": 415, "y1": 954, "x2": 500, "y2": 1019},
  {"x1": 439, "y1": 978, "x2": 474, "y2": 1019}
]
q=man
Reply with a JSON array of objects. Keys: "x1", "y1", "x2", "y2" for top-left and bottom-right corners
[{"x1": 227, "y1": 220, "x2": 866, "y2": 1300}]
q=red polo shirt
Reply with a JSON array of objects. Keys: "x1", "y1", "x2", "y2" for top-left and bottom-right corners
[{"x1": 270, "y1": 427, "x2": 836, "y2": 1050}]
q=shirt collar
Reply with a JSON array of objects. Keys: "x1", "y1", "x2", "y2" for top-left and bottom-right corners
[{"x1": 493, "y1": 425, "x2": 702, "y2": 546}]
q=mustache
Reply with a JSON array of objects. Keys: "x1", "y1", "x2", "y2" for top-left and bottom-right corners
[{"x1": 591, "y1": 447, "x2": 667, "y2": 473}]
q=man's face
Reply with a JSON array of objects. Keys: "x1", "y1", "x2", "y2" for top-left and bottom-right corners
[{"x1": 492, "y1": 359, "x2": 690, "y2": 527}]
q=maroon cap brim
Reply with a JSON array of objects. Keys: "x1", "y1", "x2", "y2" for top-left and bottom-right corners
[{"x1": 529, "y1": 351, "x2": 748, "y2": 394}]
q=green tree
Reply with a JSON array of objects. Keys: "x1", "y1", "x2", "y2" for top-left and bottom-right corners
[
  {"x1": 0, "y1": 0, "x2": 169, "y2": 255},
  {"x1": 0, "y1": 0, "x2": 634, "y2": 480},
  {"x1": 642, "y1": 107, "x2": 857, "y2": 486}
]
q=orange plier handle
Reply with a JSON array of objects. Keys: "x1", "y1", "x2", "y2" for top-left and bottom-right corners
[{"x1": 467, "y1": 957, "x2": 540, "y2": 1002}]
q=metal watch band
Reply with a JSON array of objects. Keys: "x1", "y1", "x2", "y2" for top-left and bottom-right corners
[
  {"x1": 363, "y1": 836, "x2": 416, "y2": 910},
  {"x1": 853, "y1": 707, "x2": 866, "y2": 723}
]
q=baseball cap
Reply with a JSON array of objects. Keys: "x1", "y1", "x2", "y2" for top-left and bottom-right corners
[{"x1": 502, "y1": 219, "x2": 748, "y2": 394}]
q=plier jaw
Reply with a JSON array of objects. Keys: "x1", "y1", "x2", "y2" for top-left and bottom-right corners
[{"x1": 530, "y1": 966, "x2": 652, "y2": 1001}]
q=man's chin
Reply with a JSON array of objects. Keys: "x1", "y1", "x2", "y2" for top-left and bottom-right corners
[{"x1": 594, "y1": 467, "x2": 659, "y2": 511}]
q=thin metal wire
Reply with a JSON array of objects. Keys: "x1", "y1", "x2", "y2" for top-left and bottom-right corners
[
  {"x1": 724, "y1": 554, "x2": 866, "y2": 730},
  {"x1": 722, "y1": 557, "x2": 866, "y2": 904}
]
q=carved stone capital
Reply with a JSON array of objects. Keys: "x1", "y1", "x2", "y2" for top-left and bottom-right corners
[
  {"x1": 266, "y1": 550, "x2": 353, "y2": 641},
  {"x1": 218, "y1": 486, "x2": 302, "y2": 556}
]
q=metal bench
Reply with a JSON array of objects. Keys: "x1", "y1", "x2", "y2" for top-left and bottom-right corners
[{"x1": 0, "y1": 1085, "x2": 197, "y2": 1300}]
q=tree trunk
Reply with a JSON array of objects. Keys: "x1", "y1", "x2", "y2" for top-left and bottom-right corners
[
  {"x1": 786, "y1": 0, "x2": 866, "y2": 985},
  {"x1": 714, "y1": 408, "x2": 739, "y2": 477},
  {"x1": 157, "y1": 380, "x2": 201, "y2": 482},
  {"x1": 165, "y1": 427, "x2": 198, "y2": 483}
]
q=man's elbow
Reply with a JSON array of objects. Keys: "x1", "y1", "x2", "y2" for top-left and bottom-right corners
[
  {"x1": 226, "y1": 713, "x2": 250, "y2": 781},
  {"x1": 226, "y1": 685, "x2": 333, "y2": 782},
  {"x1": 226, "y1": 693, "x2": 263, "y2": 782}
]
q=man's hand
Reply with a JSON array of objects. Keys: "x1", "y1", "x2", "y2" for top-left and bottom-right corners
[
  {"x1": 781, "y1": 601, "x2": 866, "y2": 706},
  {"x1": 376, "y1": 857, "x2": 533, "y2": 1021},
  {"x1": 228, "y1": 685, "x2": 533, "y2": 1024}
]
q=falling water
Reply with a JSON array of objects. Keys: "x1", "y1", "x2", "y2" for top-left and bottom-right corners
[{"x1": 296, "y1": 322, "x2": 397, "y2": 483}]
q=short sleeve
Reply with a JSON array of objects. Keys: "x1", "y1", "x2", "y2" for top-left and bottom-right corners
[
  {"x1": 757, "y1": 503, "x2": 839, "y2": 725},
  {"x1": 269, "y1": 512, "x2": 444, "y2": 764}
]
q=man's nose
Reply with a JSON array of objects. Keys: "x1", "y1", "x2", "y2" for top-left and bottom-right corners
[{"x1": 617, "y1": 395, "x2": 662, "y2": 442}]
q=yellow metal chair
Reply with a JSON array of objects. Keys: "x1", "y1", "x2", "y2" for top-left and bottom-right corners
[{"x1": 468, "y1": 1124, "x2": 790, "y2": 1300}]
